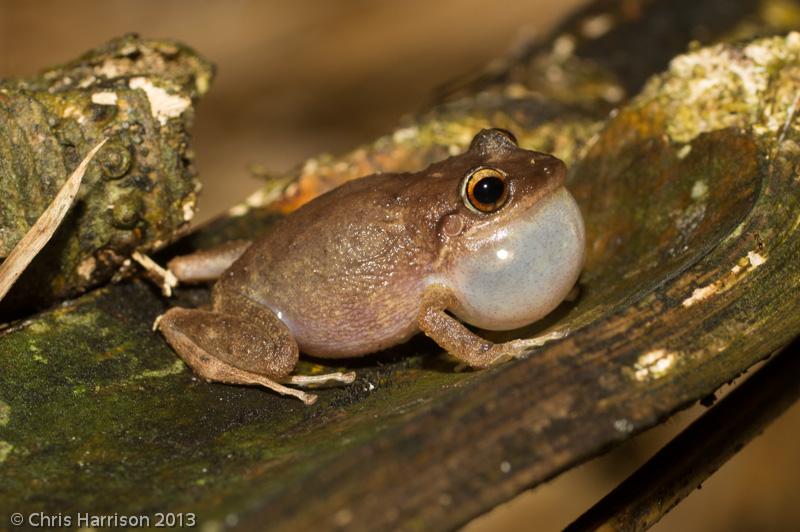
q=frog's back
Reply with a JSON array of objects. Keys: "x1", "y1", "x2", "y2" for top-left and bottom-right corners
[{"x1": 216, "y1": 173, "x2": 436, "y2": 358}]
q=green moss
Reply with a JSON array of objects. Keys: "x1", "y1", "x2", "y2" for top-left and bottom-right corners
[
  {"x1": 0, "y1": 401, "x2": 10, "y2": 426},
  {"x1": 0, "y1": 278, "x2": 477, "y2": 520}
]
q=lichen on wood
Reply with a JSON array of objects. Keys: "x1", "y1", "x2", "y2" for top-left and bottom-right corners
[
  {"x1": 1, "y1": 2, "x2": 800, "y2": 531},
  {"x1": 247, "y1": 0, "x2": 800, "y2": 215},
  {"x1": 0, "y1": 34, "x2": 214, "y2": 314}
]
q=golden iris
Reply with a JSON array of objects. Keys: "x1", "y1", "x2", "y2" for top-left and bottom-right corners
[{"x1": 463, "y1": 167, "x2": 509, "y2": 213}]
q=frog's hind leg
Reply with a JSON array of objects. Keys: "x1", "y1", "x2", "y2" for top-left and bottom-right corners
[
  {"x1": 136, "y1": 240, "x2": 251, "y2": 297},
  {"x1": 156, "y1": 305, "x2": 317, "y2": 404},
  {"x1": 212, "y1": 290, "x2": 357, "y2": 390},
  {"x1": 156, "y1": 288, "x2": 355, "y2": 404},
  {"x1": 167, "y1": 239, "x2": 252, "y2": 284}
]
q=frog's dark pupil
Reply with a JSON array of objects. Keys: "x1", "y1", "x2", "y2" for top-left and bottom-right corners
[{"x1": 473, "y1": 176, "x2": 505, "y2": 205}]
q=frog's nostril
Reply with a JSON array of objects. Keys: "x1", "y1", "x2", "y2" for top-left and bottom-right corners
[{"x1": 543, "y1": 158, "x2": 568, "y2": 183}]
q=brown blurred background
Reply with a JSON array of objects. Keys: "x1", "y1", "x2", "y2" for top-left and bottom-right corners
[{"x1": 1, "y1": 1, "x2": 798, "y2": 530}]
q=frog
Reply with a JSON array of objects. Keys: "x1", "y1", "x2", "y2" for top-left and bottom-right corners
[{"x1": 155, "y1": 128, "x2": 585, "y2": 404}]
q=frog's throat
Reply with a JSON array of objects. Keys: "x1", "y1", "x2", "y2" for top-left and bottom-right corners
[{"x1": 429, "y1": 186, "x2": 585, "y2": 331}]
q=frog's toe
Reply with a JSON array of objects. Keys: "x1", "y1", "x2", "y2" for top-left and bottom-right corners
[{"x1": 284, "y1": 371, "x2": 357, "y2": 388}]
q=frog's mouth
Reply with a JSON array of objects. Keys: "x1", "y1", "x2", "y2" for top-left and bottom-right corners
[
  {"x1": 510, "y1": 168, "x2": 567, "y2": 216},
  {"x1": 444, "y1": 186, "x2": 586, "y2": 331}
]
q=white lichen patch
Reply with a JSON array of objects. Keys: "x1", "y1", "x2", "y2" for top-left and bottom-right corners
[
  {"x1": 227, "y1": 204, "x2": 249, "y2": 217},
  {"x1": 182, "y1": 199, "x2": 195, "y2": 222},
  {"x1": 633, "y1": 349, "x2": 678, "y2": 381},
  {"x1": 61, "y1": 104, "x2": 87, "y2": 124},
  {"x1": 96, "y1": 59, "x2": 121, "y2": 79},
  {"x1": 301, "y1": 157, "x2": 319, "y2": 176},
  {"x1": 78, "y1": 75, "x2": 97, "y2": 89},
  {"x1": 244, "y1": 186, "x2": 284, "y2": 209},
  {"x1": 129, "y1": 77, "x2": 191, "y2": 125},
  {"x1": 691, "y1": 180, "x2": 708, "y2": 200},
  {"x1": 642, "y1": 33, "x2": 800, "y2": 143},
  {"x1": 613, "y1": 418, "x2": 634, "y2": 433},
  {"x1": 682, "y1": 284, "x2": 719, "y2": 307},
  {"x1": 77, "y1": 256, "x2": 96, "y2": 281},
  {"x1": 747, "y1": 251, "x2": 766, "y2": 267},
  {"x1": 91, "y1": 91, "x2": 118, "y2": 106},
  {"x1": 677, "y1": 144, "x2": 693, "y2": 159},
  {"x1": 682, "y1": 249, "x2": 768, "y2": 307},
  {"x1": 392, "y1": 126, "x2": 419, "y2": 144},
  {"x1": 675, "y1": 203, "x2": 706, "y2": 237}
]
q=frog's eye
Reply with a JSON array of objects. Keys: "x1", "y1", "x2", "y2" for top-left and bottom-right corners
[{"x1": 462, "y1": 167, "x2": 509, "y2": 213}]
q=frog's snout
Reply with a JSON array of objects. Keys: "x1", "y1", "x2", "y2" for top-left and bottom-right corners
[
  {"x1": 535, "y1": 154, "x2": 568, "y2": 188},
  {"x1": 444, "y1": 186, "x2": 586, "y2": 331}
]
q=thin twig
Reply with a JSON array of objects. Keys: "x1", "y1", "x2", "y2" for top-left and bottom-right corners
[
  {"x1": 0, "y1": 138, "x2": 107, "y2": 302},
  {"x1": 131, "y1": 251, "x2": 178, "y2": 297}
]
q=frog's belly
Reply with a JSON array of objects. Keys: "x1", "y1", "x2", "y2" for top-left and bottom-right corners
[
  {"x1": 254, "y1": 281, "x2": 424, "y2": 359},
  {"x1": 218, "y1": 213, "x2": 430, "y2": 358}
]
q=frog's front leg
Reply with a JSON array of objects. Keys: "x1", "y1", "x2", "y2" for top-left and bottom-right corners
[
  {"x1": 156, "y1": 288, "x2": 354, "y2": 404},
  {"x1": 417, "y1": 284, "x2": 564, "y2": 368}
]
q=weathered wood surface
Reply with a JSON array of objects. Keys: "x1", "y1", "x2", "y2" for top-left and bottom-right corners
[
  {"x1": 1, "y1": 1, "x2": 800, "y2": 530},
  {"x1": 566, "y1": 343, "x2": 800, "y2": 531}
]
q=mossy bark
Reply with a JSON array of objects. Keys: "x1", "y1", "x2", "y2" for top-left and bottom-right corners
[
  {"x1": 1, "y1": 2, "x2": 799, "y2": 531},
  {"x1": 0, "y1": 34, "x2": 213, "y2": 314}
]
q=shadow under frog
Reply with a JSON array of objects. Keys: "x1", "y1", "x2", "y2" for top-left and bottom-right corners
[{"x1": 155, "y1": 129, "x2": 585, "y2": 404}]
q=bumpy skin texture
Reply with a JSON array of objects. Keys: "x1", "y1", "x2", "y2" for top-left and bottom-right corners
[{"x1": 158, "y1": 129, "x2": 585, "y2": 402}]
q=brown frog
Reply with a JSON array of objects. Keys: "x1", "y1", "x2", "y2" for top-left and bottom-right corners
[{"x1": 156, "y1": 129, "x2": 585, "y2": 404}]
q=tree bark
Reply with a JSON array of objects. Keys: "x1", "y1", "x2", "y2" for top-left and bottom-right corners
[{"x1": 0, "y1": 34, "x2": 213, "y2": 314}]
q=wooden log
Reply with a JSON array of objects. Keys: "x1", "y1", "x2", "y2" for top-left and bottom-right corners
[
  {"x1": 1, "y1": 2, "x2": 799, "y2": 530},
  {"x1": 565, "y1": 344, "x2": 800, "y2": 531}
]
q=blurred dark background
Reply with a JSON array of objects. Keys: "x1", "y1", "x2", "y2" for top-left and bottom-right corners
[{"x1": 1, "y1": 1, "x2": 798, "y2": 530}]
